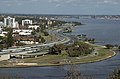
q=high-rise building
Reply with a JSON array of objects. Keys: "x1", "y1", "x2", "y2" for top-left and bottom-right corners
[
  {"x1": 4, "y1": 16, "x2": 16, "y2": 28},
  {"x1": 22, "y1": 19, "x2": 32, "y2": 26}
]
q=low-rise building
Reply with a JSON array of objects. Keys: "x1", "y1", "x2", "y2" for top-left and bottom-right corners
[
  {"x1": 0, "y1": 53, "x2": 10, "y2": 61},
  {"x1": 47, "y1": 20, "x2": 53, "y2": 25},
  {"x1": 13, "y1": 29, "x2": 32, "y2": 36},
  {"x1": 14, "y1": 36, "x2": 39, "y2": 44},
  {"x1": 28, "y1": 25, "x2": 39, "y2": 30},
  {"x1": 13, "y1": 29, "x2": 32, "y2": 33},
  {"x1": 0, "y1": 21, "x2": 4, "y2": 28},
  {"x1": 0, "y1": 31, "x2": 8, "y2": 37},
  {"x1": 22, "y1": 19, "x2": 32, "y2": 26},
  {"x1": 19, "y1": 32, "x2": 31, "y2": 36}
]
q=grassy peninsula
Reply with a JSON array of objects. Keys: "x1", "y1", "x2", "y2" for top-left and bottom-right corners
[{"x1": 0, "y1": 41, "x2": 116, "y2": 67}]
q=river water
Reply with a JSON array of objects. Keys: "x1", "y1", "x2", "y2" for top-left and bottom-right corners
[
  {"x1": 0, "y1": 18, "x2": 120, "y2": 79},
  {"x1": 64, "y1": 18, "x2": 120, "y2": 45}
]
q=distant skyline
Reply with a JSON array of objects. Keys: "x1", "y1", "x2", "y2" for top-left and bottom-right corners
[{"x1": 0, "y1": 0, "x2": 120, "y2": 15}]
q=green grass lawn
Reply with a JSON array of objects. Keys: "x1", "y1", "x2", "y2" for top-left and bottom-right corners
[
  {"x1": 20, "y1": 55, "x2": 68, "y2": 66},
  {"x1": 0, "y1": 46, "x2": 116, "y2": 67},
  {"x1": 20, "y1": 47, "x2": 115, "y2": 66},
  {"x1": 71, "y1": 48, "x2": 115, "y2": 64}
]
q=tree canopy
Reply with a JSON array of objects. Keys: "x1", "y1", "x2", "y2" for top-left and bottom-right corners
[
  {"x1": 6, "y1": 28, "x2": 14, "y2": 48},
  {"x1": 49, "y1": 42, "x2": 93, "y2": 57}
]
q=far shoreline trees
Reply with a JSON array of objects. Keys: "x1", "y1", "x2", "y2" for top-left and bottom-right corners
[{"x1": 105, "y1": 44, "x2": 114, "y2": 49}]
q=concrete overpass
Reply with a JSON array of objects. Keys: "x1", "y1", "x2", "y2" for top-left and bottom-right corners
[{"x1": 0, "y1": 28, "x2": 71, "y2": 61}]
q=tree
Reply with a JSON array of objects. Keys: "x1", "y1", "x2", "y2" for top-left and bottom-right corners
[
  {"x1": 6, "y1": 28, "x2": 14, "y2": 48},
  {"x1": 0, "y1": 45, "x2": 4, "y2": 50},
  {"x1": 67, "y1": 42, "x2": 93, "y2": 57},
  {"x1": 64, "y1": 65, "x2": 81, "y2": 79},
  {"x1": 41, "y1": 37, "x2": 45, "y2": 43},
  {"x1": 48, "y1": 44, "x2": 62, "y2": 55},
  {"x1": 109, "y1": 68, "x2": 120, "y2": 79},
  {"x1": 118, "y1": 46, "x2": 120, "y2": 50},
  {"x1": 43, "y1": 31, "x2": 49, "y2": 36},
  {"x1": 48, "y1": 41, "x2": 93, "y2": 57},
  {"x1": 31, "y1": 29, "x2": 36, "y2": 36},
  {"x1": 64, "y1": 64, "x2": 93, "y2": 79},
  {"x1": 105, "y1": 44, "x2": 114, "y2": 49},
  {"x1": 36, "y1": 27, "x2": 40, "y2": 32},
  {"x1": 16, "y1": 42, "x2": 26, "y2": 46}
]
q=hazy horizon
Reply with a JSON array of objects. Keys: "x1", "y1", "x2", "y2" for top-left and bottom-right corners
[{"x1": 0, "y1": 0, "x2": 120, "y2": 15}]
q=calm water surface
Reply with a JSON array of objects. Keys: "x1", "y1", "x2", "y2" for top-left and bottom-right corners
[
  {"x1": 0, "y1": 18, "x2": 120, "y2": 79},
  {"x1": 66, "y1": 18, "x2": 120, "y2": 45}
]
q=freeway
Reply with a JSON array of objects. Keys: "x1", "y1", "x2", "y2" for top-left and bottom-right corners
[{"x1": 0, "y1": 28, "x2": 71, "y2": 58}]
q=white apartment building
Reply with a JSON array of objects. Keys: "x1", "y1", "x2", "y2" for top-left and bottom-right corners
[
  {"x1": 22, "y1": 19, "x2": 32, "y2": 26},
  {"x1": 4, "y1": 16, "x2": 16, "y2": 28}
]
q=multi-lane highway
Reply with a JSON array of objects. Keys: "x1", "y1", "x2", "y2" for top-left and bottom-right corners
[{"x1": 0, "y1": 28, "x2": 71, "y2": 60}]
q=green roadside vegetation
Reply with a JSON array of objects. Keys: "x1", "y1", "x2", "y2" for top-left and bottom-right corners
[
  {"x1": 72, "y1": 48, "x2": 115, "y2": 64},
  {"x1": 0, "y1": 41, "x2": 116, "y2": 67},
  {"x1": 20, "y1": 43, "x2": 115, "y2": 66},
  {"x1": 0, "y1": 17, "x2": 116, "y2": 67},
  {"x1": 39, "y1": 32, "x2": 58, "y2": 43}
]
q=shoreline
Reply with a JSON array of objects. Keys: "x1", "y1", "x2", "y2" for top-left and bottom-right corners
[
  {"x1": 0, "y1": 24, "x2": 117, "y2": 68},
  {"x1": 0, "y1": 49, "x2": 116, "y2": 68},
  {"x1": 72, "y1": 51, "x2": 116, "y2": 64}
]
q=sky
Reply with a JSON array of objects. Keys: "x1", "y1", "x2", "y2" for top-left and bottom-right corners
[{"x1": 0, "y1": 0, "x2": 120, "y2": 15}]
